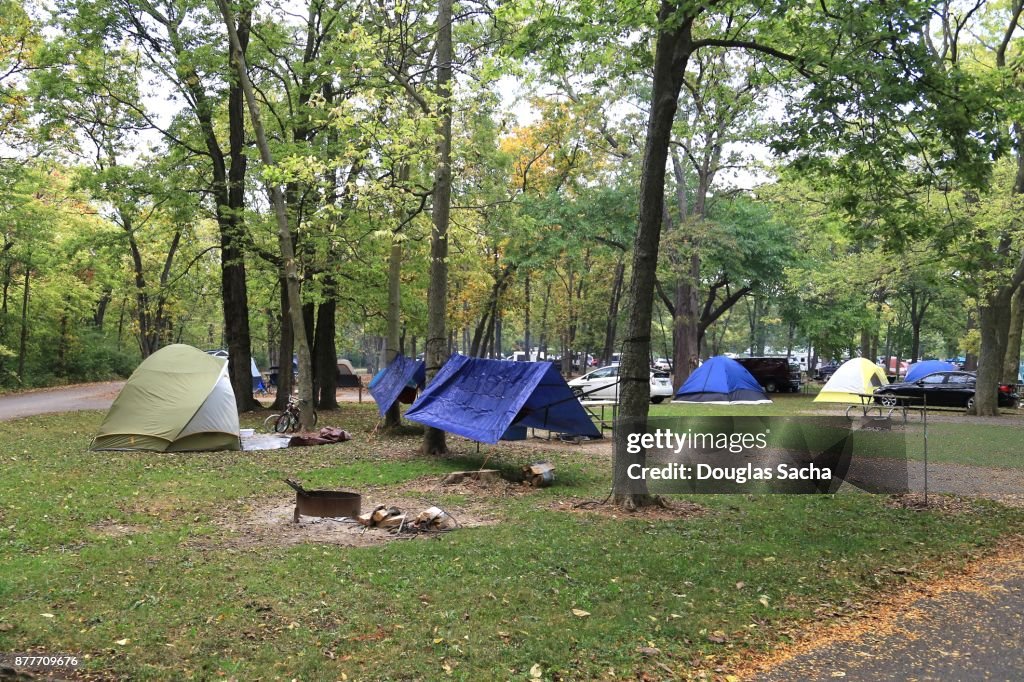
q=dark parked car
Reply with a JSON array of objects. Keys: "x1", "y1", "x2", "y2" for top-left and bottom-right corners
[
  {"x1": 735, "y1": 357, "x2": 801, "y2": 393},
  {"x1": 815, "y1": 362, "x2": 839, "y2": 381},
  {"x1": 872, "y1": 371, "x2": 1019, "y2": 409}
]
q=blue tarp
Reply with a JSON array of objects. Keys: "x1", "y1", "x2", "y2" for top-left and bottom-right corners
[
  {"x1": 369, "y1": 355, "x2": 426, "y2": 416},
  {"x1": 404, "y1": 354, "x2": 601, "y2": 443},
  {"x1": 674, "y1": 356, "x2": 771, "y2": 404},
  {"x1": 905, "y1": 360, "x2": 955, "y2": 383}
]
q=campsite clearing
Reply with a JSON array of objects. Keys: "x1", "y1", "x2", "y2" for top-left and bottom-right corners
[{"x1": 1, "y1": 399, "x2": 1023, "y2": 680}]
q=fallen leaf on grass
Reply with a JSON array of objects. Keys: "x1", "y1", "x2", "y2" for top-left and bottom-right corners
[
  {"x1": 735, "y1": 581, "x2": 745, "y2": 590},
  {"x1": 571, "y1": 608, "x2": 590, "y2": 617},
  {"x1": 40, "y1": 613, "x2": 55, "y2": 619},
  {"x1": 707, "y1": 630, "x2": 728, "y2": 644},
  {"x1": 114, "y1": 638, "x2": 130, "y2": 646},
  {"x1": 529, "y1": 663, "x2": 543, "y2": 679}
]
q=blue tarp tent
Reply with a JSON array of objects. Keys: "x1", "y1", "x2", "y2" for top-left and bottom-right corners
[
  {"x1": 404, "y1": 354, "x2": 601, "y2": 443},
  {"x1": 369, "y1": 355, "x2": 426, "y2": 416},
  {"x1": 674, "y1": 356, "x2": 772, "y2": 404},
  {"x1": 905, "y1": 360, "x2": 955, "y2": 383}
]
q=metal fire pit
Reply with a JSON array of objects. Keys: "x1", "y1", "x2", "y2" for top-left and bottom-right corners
[{"x1": 286, "y1": 479, "x2": 361, "y2": 523}]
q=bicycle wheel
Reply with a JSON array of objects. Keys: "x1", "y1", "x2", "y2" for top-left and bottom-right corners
[
  {"x1": 274, "y1": 412, "x2": 295, "y2": 434},
  {"x1": 263, "y1": 413, "x2": 282, "y2": 432}
]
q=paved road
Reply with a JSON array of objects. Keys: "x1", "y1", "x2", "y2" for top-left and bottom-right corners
[
  {"x1": 753, "y1": 555, "x2": 1024, "y2": 681},
  {"x1": 0, "y1": 382, "x2": 124, "y2": 422}
]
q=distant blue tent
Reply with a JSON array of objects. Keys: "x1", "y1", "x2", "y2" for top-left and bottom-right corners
[
  {"x1": 369, "y1": 355, "x2": 426, "y2": 416},
  {"x1": 674, "y1": 356, "x2": 771, "y2": 404},
  {"x1": 905, "y1": 360, "x2": 955, "y2": 383},
  {"x1": 404, "y1": 355, "x2": 601, "y2": 443}
]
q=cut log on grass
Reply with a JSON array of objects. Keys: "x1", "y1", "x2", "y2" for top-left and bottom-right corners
[{"x1": 523, "y1": 462, "x2": 555, "y2": 487}]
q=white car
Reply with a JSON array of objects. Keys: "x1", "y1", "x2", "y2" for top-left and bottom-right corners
[
  {"x1": 653, "y1": 357, "x2": 672, "y2": 371},
  {"x1": 568, "y1": 365, "x2": 674, "y2": 403}
]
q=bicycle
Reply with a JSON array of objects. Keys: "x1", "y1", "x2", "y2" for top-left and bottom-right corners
[{"x1": 263, "y1": 396, "x2": 318, "y2": 433}]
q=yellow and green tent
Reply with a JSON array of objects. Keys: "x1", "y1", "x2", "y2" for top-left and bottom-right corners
[
  {"x1": 813, "y1": 358, "x2": 889, "y2": 403},
  {"x1": 91, "y1": 344, "x2": 241, "y2": 451}
]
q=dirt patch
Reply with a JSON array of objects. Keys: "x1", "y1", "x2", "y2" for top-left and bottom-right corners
[
  {"x1": 208, "y1": 493, "x2": 498, "y2": 550},
  {"x1": 884, "y1": 493, "x2": 983, "y2": 513},
  {"x1": 90, "y1": 521, "x2": 152, "y2": 537},
  {"x1": 549, "y1": 497, "x2": 708, "y2": 521},
  {"x1": 388, "y1": 473, "x2": 539, "y2": 499}
]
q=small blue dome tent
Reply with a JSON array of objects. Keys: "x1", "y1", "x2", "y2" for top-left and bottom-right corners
[
  {"x1": 674, "y1": 356, "x2": 772, "y2": 405},
  {"x1": 904, "y1": 360, "x2": 955, "y2": 383}
]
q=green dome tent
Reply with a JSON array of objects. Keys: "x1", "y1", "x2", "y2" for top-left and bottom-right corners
[{"x1": 91, "y1": 344, "x2": 241, "y2": 452}]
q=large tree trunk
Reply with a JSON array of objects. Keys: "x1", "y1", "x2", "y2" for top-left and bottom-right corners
[
  {"x1": 223, "y1": 13, "x2": 260, "y2": 412},
  {"x1": 973, "y1": 293, "x2": 1013, "y2": 416},
  {"x1": 422, "y1": 0, "x2": 453, "y2": 455},
  {"x1": 672, "y1": 253, "x2": 700, "y2": 392},
  {"x1": 219, "y1": 0, "x2": 314, "y2": 427},
  {"x1": 384, "y1": 233, "x2": 403, "y2": 428},
  {"x1": 1002, "y1": 285, "x2": 1024, "y2": 384},
  {"x1": 314, "y1": 290, "x2": 338, "y2": 410},
  {"x1": 601, "y1": 256, "x2": 625, "y2": 365},
  {"x1": 613, "y1": 4, "x2": 693, "y2": 509},
  {"x1": 273, "y1": 281, "x2": 294, "y2": 409}
]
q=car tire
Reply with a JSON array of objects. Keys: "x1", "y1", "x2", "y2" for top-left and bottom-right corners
[
  {"x1": 764, "y1": 380, "x2": 777, "y2": 393},
  {"x1": 966, "y1": 396, "x2": 975, "y2": 411},
  {"x1": 879, "y1": 394, "x2": 897, "y2": 407},
  {"x1": 650, "y1": 397, "x2": 665, "y2": 404},
  {"x1": 571, "y1": 386, "x2": 585, "y2": 399}
]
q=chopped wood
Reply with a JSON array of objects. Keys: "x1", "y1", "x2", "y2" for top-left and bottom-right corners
[{"x1": 522, "y1": 461, "x2": 555, "y2": 487}]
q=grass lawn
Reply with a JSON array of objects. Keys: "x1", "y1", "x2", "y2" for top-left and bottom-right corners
[{"x1": 1, "y1": 404, "x2": 1022, "y2": 680}]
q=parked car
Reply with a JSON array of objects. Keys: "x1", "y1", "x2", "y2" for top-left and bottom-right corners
[
  {"x1": 815, "y1": 362, "x2": 839, "y2": 381},
  {"x1": 653, "y1": 357, "x2": 672, "y2": 371},
  {"x1": 872, "y1": 371, "x2": 1019, "y2": 409},
  {"x1": 567, "y1": 365, "x2": 674, "y2": 403},
  {"x1": 734, "y1": 357, "x2": 802, "y2": 393}
]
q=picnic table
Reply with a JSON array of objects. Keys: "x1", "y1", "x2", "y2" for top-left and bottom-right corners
[
  {"x1": 580, "y1": 399, "x2": 618, "y2": 433},
  {"x1": 846, "y1": 393, "x2": 927, "y2": 423}
]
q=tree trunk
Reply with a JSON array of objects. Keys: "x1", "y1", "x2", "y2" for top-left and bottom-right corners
[
  {"x1": 274, "y1": 282, "x2": 294, "y2": 409},
  {"x1": 314, "y1": 291, "x2": 338, "y2": 410},
  {"x1": 384, "y1": 232, "x2": 404, "y2": 427},
  {"x1": 218, "y1": 0, "x2": 313, "y2": 426},
  {"x1": 422, "y1": 0, "x2": 453, "y2": 455},
  {"x1": 222, "y1": 14, "x2": 260, "y2": 412},
  {"x1": 494, "y1": 308, "x2": 502, "y2": 359},
  {"x1": 613, "y1": 3, "x2": 693, "y2": 509},
  {"x1": 17, "y1": 265, "x2": 29, "y2": 382},
  {"x1": 602, "y1": 256, "x2": 625, "y2": 365},
  {"x1": 539, "y1": 281, "x2": 550, "y2": 359},
  {"x1": 973, "y1": 294, "x2": 1012, "y2": 416},
  {"x1": 672, "y1": 253, "x2": 700, "y2": 392},
  {"x1": 523, "y1": 273, "x2": 531, "y2": 361},
  {"x1": 94, "y1": 288, "x2": 111, "y2": 329},
  {"x1": 1002, "y1": 285, "x2": 1024, "y2": 384}
]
